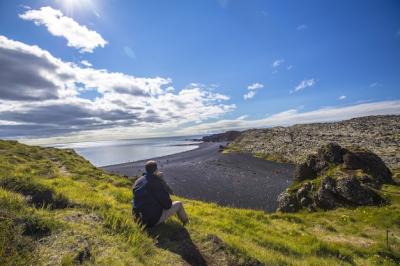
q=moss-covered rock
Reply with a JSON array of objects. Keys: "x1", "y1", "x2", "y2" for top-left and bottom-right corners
[
  {"x1": 278, "y1": 143, "x2": 393, "y2": 212},
  {"x1": 277, "y1": 191, "x2": 300, "y2": 212}
]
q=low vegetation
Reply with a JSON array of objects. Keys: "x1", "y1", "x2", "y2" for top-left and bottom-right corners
[
  {"x1": 0, "y1": 140, "x2": 399, "y2": 265},
  {"x1": 223, "y1": 145, "x2": 291, "y2": 164}
]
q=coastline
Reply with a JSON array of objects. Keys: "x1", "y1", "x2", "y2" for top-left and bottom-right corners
[
  {"x1": 52, "y1": 138, "x2": 202, "y2": 167},
  {"x1": 102, "y1": 142, "x2": 294, "y2": 212},
  {"x1": 100, "y1": 141, "x2": 205, "y2": 168}
]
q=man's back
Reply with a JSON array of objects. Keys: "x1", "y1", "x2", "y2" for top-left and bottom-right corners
[{"x1": 132, "y1": 174, "x2": 172, "y2": 227}]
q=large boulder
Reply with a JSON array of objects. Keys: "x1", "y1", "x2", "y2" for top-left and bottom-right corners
[
  {"x1": 293, "y1": 162, "x2": 316, "y2": 181},
  {"x1": 343, "y1": 151, "x2": 392, "y2": 184},
  {"x1": 335, "y1": 176, "x2": 383, "y2": 206},
  {"x1": 296, "y1": 183, "x2": 313, "y2": 207},
  {"x1": 313, "y1": 175, "x2": 384, "y2": 210},
  {"x1": 280, "y1": 143, "x2": 391, "y2": 212},
  {"x1": 315, "y1": 176, "x2": 340, "y2": 210},
  {"x1": 296, "y1": 182, "x2": 312, "y2": 199},
  {"x1": 277, "y1": 191, "x2": 299, "y2": 213},
  {"x1": 317, "y1": 143, "x2": 347, "y2": 164},
  {"x1": 277, "y1": 183, "x2": 314, "y2": 212},
  {"x1": 308, "y1": 154, "x2": 329, "y2": 174},
  {"x1": 358, "y1": 174, "x2": 380, "y2": 189},
  {"x1": 293, "y1": 143, "x2": 346, "y2": 181}
]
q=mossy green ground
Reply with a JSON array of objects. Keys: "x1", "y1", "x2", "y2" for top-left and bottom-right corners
[
  {"x1": 223, "y1": 145, "x2": 290, "y2": 164},
  {"x1": 1, "y1": 140, "x2": 399, "y2": 265}
]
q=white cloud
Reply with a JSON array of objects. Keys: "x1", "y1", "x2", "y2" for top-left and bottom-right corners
[
  {"x1": 19, "y1": 6, "x2": 107, "y2": 53},
  {"x1": 80, "y1": 60, "x2": 92, "y2": 67},
  {"x1": 338, "y1": 95, "x2": 346, "y2": 100},
  {"x1": 236, "y1": 115, "x2": 248, "y2": 120},
  {"x1": 248, "y1": 83, "x2": 264, "y2": 90},
  {"x1": 0, "y1": 35, "x2": 235, "y2": 140},
  {"x1": 292, "y1": 78, "x2": 316, "y2": 93},
  {"x1": 243, "y1": 90, "x2": 256, "y2": 100},
  {"x1": 297, "y1": 24, "x2": 307, "y2": 31},
  {"x1": 244, "y1": 83, "x2": 264, "y2": 100},
  {"x1": 272, "y1": 59, "x2": 285, "y2": 68},
  {"x1": 176, "y1": 100, "x2": 400, "y2": 136},
  {"x1": 287, "y1": 65, "x2": 294, "y2": 70}
]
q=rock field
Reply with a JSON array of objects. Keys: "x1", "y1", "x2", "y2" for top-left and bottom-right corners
[{"x1": 230, "y1": 115, "x2": 400, "y2": 169}]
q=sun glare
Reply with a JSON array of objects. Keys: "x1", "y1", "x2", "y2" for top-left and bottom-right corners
[{"x1": 56, "y1": 0, "x2": 99, "y2": 16}]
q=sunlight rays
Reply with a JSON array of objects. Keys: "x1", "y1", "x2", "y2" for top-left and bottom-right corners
[{"x1": 55, "y1": 0, "x2": 100, "y2": 17}]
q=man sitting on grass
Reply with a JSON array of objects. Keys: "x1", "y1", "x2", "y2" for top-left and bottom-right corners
[{"x1": 132, "y1": 160, "x2": 189, "y2": 227}]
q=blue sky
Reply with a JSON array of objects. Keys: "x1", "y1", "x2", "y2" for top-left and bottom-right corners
[{"x1": 0, "y1": 0, "x2": 399, "y2": 143}]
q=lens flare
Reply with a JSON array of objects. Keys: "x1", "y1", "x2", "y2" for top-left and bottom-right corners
[{"x1": 56, "y1": 0, "x2": 99, "y2": 17}]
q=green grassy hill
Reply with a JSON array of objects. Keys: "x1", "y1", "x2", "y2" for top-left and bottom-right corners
[{"x1": 1, "y1": 140, "x2": 399, "y2": 265}]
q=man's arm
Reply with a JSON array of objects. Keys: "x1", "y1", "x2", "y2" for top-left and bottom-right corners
[
  {"x1": 158, "y1": 177, "x2": 174, "y2": 195},
  {"x1": 150, "y1": 180, "x2": 172, "y2": 209}
]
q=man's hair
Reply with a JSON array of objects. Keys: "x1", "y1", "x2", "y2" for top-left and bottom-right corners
[{"x1": 145, "y1": 160, "x2": 158, "y2": 174}]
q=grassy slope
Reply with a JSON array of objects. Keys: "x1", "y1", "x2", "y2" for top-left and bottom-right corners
[{"x1": 0, "y1": 140, "x2": 399, "y2": 265}]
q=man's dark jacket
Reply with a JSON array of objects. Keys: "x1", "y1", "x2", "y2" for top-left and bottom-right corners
[{"x1": 132, "y1": 173, "x2": 172, "y2": 227}]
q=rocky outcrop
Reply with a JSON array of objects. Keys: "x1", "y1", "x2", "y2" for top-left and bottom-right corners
[
  {"x1": 277, "y1": 191, "x2": 299, "y2": 213},
  {"x1": 315, "y1": 176, "x2": 339, "y2": 210},
  {"x1": 202, "y1": 131, "x2": 242, "y2": 142},
  {"x1": 277, "y1": 143, "x2": 392, "y2": 212},
  {"x1": 230, "y1": 115, "x2": 400, "y2": 169},
  {"x1": 335, "y1": 176, "x2": 383, "y2": 205},
  {"x1": 314, "y1": 176, "x2": 384, "y2": 210},
  {"x1": 343, "y1": 151, "x2": 392, "y2": 184},
  {"x1": 294, "y1": 143, "x2": 347, "y2": 181}
]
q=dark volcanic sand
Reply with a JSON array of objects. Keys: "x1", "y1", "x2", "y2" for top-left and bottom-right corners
[{"x1": 102, "y1": 142, "x2": 294, "y2": 212}]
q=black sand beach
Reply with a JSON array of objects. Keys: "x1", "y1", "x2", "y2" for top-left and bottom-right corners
[{"x1": 102, "y1": 142, "x2": 294, "y2": 212}]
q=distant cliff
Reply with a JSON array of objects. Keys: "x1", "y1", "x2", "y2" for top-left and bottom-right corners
[
  {"x1": 228, "y1": 115, "x2": 400, "y2": 169},
  {"x1": 201, "y1": 130, "x2": 242, "y2": 142}
]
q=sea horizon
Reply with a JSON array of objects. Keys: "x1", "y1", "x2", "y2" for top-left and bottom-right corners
[{"x1": 44, "y1": 136, "x2": 203, "y2": 167}]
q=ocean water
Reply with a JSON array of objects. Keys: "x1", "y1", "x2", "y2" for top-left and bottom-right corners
[{"x1": 49, "y1": 136, "x2": 202, "y2": 167}]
